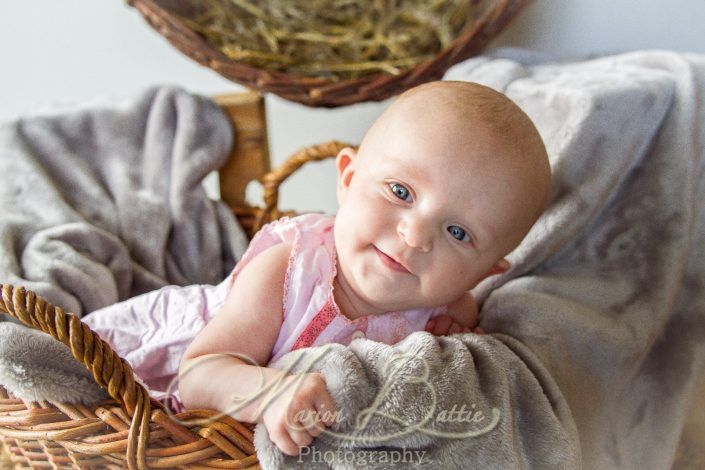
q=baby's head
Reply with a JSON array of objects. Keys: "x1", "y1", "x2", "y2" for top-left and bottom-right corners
[{"x1": 334, "y1": 81, "x2": 551, "y2": 313}]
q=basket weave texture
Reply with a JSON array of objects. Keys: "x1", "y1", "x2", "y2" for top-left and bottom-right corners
[
  {"x1": 0, "y1": 142, "x2": 348, "y2": 469},
  {"x1": 128, "y1": 0, "x2": 530, "y2": 107}
]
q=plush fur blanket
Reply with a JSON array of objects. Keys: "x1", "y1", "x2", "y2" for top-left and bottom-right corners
[
  {"x1": 1, "y1": 51, "x2": 704, "y2": 469},
  {"x1": 0, "y1": 86, "x2": 246, "y2": 317}
]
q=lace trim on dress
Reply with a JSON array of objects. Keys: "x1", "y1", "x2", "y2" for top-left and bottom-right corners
[{"x1": 281, "y1": 217, "x2": 301, "y2": 321}]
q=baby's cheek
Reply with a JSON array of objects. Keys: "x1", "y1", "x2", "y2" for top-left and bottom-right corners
[
  {"x1": 435, "y1": 265, "x2": 476, "y2": 299},
  {"x1": 353, "y1": 204, "x2": 381, "y2": 236},
  {"x1": 458, "y1": 262, "x2": 482, "y2": 286}
]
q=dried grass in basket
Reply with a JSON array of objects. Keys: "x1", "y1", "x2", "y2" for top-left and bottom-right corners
[
  {"x1": 0, "y1": 141, "x2": 349, "y2": 469},
  {"x1": 128, "y1": 0, "x2": 531, "y2": 107}
]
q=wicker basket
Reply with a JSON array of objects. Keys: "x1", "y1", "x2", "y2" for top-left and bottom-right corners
[
  {"x1": 0, "y1": 141, "x2": 349, "y2": 469},
  {"x1": 128, "y1": 0, "x2": 530, "y2": 107}
]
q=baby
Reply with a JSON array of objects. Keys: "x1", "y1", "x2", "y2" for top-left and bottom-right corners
[{"x1": 178, "y1": 81, "x2": 551, "y2": 456}]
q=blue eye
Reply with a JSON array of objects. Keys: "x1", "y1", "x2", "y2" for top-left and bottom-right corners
[
  {"x1": 389, "y1": 183, "x2": 411, "y2": 202},
  {"x1": 448, "y1": 225, "x2": 471, "y2": 243}
]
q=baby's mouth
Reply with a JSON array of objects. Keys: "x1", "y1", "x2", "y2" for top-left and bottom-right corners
[{"x1": 373, "y1": 246, "x2": 411, "y2": 274}]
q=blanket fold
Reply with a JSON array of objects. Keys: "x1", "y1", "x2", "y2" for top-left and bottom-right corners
[
  {"x1": 0, "y1": 86, "x2": 247, "y2": 318},
  {"x1": 0, "y1": 86, "x2": 249, "y2": 400}
]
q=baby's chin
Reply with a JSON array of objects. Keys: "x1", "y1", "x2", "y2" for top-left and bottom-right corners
[{"x1": 359, "y1": 288, "x2": 446, "y2": 314}]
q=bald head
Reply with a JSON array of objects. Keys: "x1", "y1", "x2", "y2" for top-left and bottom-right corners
[{"x1": 358, "y1": 81, "x2": 551, "y2": 250}]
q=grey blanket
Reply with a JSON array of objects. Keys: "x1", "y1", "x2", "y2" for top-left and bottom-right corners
[
  {"x1": 1, "y1": 51, "x2": 704, "y2": 470},
  {"x1": 0, "y1": 86, "x2": 248, "y2": 398},
  {"x1": 252, "y1": 50, "x2": 705, "y2": 469},
  {"x1": 0, "y1": 86, "x2": 246, "y2": 317}
]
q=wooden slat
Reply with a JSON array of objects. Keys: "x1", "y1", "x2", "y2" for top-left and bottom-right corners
[{"x1": 214, "y1": 91, "x2": 270, "y2": 210}]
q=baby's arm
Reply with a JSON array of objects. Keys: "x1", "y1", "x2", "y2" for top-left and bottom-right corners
[
  {"x1": 178, "y1": 242, "x2": 336, "y2": 456},
  {"x1": 425, "y1": 291, "x2": 483, "y2": 336}
]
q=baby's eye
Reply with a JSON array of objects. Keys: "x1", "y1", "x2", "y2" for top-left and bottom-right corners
[
  {"x1": 389, "y1": 183, "x2": 412, "y2": 202},
  {"x1": 447, "y1": 225, "x2": 471, "y2": 243}
]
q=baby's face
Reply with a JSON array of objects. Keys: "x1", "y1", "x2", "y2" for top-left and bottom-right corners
[{"x1": 334, "y1": 103, "x2": 541, "y2": 313}]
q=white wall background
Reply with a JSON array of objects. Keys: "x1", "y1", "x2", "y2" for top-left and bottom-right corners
[{"x1": 1, "y1": 1, "x2": 703, "y2": 215}]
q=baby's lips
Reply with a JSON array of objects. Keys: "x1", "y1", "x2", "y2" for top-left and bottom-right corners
[{"x1": 425, "y1": 319, "x2": 436, "y2": 332}]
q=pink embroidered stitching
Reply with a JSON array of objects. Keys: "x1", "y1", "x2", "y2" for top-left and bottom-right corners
[{"x1": 291, "y1": 298, "x2": 338, "y2": 350}]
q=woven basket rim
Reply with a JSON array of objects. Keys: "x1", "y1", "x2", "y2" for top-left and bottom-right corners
[{"x1": 128, "y1": 0, "x2": 531, "y2": 107}]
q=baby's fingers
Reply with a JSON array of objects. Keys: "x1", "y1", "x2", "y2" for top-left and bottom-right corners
[
  {"x1": 429, "y1": 315, "x2": 453, "y2": 335},
  {"x1": 295, "y1": 393, "x2": 337, "y2": 442},
  {"x1": 300, "y1": 413, "x2": 325, "y2": 438},
  {"x1": 287, "y1": 419, "x2": 314, "y2": 449},
  {"x1": 315, "y1": 391, "x2": 338, "y2": 427},
  {"x1": 268, "y1": 423, "x2": 301, "y2": 456},
  {"x1": 296, "y1": 403, "x2": 325, "y2": 437}
]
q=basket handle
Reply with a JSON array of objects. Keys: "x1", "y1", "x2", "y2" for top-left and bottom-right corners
[
  {"x1": 252, "y1": 140, "x2": 355, "y2": 232},
  {"x1": 0, "y1": 284, "x2": 153, "y2": 469}
]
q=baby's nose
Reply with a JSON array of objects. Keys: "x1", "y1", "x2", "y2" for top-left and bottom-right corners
[{"x1": 397, "y1": 218, "x2": 432, "y2": 252}]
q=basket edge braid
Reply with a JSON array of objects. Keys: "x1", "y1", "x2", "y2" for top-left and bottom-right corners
[
  {"x1": 0, "y1": 285, "x2": 145, "y2": 415},
  {"x1": 253, "y1": 140, "x2": 354, "y2": 232},
  {"x1": 0, "y1": 284, "x2": 154, "y2": 469}
]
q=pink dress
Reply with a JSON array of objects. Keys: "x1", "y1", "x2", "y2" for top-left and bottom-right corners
[{"x1": 83, "y1": 213, "x2": 446, "y2": 411}]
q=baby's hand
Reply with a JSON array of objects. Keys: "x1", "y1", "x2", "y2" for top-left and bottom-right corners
[
  {"x1": 425, "y1": 315, "x2": 484, "y2": 336},
  {"x1": 260, "y1": 372, "x2": 337, "y2": 456}
]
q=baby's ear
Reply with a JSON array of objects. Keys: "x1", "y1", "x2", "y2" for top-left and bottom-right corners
[
  {"x1": 336, "y1": 147, "x2": 357, "y2": 202},
  {"x1": 477, "y1": 258, "x2": 510, "y2": 284}
]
